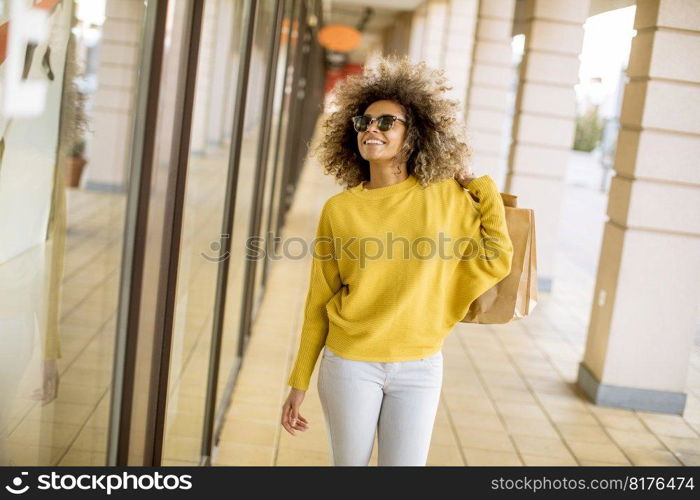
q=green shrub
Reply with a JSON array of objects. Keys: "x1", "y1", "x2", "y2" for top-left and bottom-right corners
[{"x1": 573, "y1": 108, "x2": 603, "y2": 152}]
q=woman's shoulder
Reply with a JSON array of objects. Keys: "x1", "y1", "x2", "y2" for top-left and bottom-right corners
[
  {"x1": 423, "y1": 175, "x2": 470, "y2": 197},
  {"x1": 416, "y1": 173, "x2": 463, "y2": 190},
  {"x1": 319, "y1": 189, "x2": 352, "y2": 218},
  {"x1": 423, "y1": 175, "x2": 482, "y2": 214},
  {"x1": 325, "y1": 182, "x2": 365, "y2": 206}
]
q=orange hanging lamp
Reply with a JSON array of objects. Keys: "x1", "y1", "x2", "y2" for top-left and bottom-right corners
[{"x1": 317, "y1": 24, "x2": 362, "y2": 53}]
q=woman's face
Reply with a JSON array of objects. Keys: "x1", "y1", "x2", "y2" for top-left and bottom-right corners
[{"x1": 356, "y1": 100, "x2": 407, "y2": 165}]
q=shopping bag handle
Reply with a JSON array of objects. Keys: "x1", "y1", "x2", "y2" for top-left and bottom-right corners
[{"x1": 501, "y1": 193, "x2": 517, "y2": 208}]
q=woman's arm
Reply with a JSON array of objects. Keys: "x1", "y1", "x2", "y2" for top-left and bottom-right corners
[
  {"x1": 287, "y1": 202, "x2": 343, "y2": 391},
  {"x1": 460, "y1": 174, "x2": 514, "y2": 281}
]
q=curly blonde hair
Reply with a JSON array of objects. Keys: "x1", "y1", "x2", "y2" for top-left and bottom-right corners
[{"x1": 312, "y1": 55, "x2": 472, "y2": 189}]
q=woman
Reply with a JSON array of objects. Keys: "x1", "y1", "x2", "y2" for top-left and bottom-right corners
[{"x1": 280, "y1": 56, "x2": 513, "y2": 466}]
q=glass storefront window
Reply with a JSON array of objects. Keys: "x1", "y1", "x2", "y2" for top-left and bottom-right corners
[
  {"x1": 160, "y1": 0, "x2": 247, "y2": 466},
  {"x1": 0, "y1": 0, "x2": 147, "y2": 465},
  {"x1": 214, "y1": 0, "x2": 277, "y2": 427},
  {"x1": 0, "y1": 0, "x2": 320, "y2": 466}
]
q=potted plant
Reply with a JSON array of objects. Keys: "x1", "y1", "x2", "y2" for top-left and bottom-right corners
[
  {"x1": 64, "y1": 79, "x2": 89, "y2": 188},
  {"x1": 65, "y1": 138, "x2": 87, "y2": 187}
]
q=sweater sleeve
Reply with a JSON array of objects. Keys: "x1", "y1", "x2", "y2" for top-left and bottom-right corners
[
  {"x1": 464, "y1": 175, "x2": 514, "y2": 282},
  {"x1": 287, "y1": 203, "x2": 343, "y2": 390}
]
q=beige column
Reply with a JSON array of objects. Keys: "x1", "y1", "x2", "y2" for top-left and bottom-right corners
[
  {"x1": 420, "y1": 0, "x2": 448, "y2": 70},
  {"x1": 382, "y1": 11, "x2": 413, "y2": 57},
  {"x1": 464, "y1": 0, "x2": 517, "y2": 187},
  {"x1": 404, "y1": 0, "x2": 478, "y2": 121},
  {"x1": 504, "y1": 0, "x2": 589, "y2": 291},
  {"x1": 577, "y1": 0, "x2": 700, "y2": 414},
  {"x1": 85, "y1": 0, "x2": 145, "y2": 190},
  {"x1": 442, "y1": 0, "x2": 479, "y2": 122},
  {"x1": 408, "y1": 2, "x2": 426, "y2": 64}
]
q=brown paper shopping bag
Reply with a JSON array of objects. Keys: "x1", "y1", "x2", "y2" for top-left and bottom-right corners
[{"x1": 460, "y1": 192, "x2": 538, "y2": 324}]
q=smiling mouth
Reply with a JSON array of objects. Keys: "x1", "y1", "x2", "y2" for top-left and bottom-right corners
[{"x1": 363, "y1": 140, "x2": 386, "y2": 145}]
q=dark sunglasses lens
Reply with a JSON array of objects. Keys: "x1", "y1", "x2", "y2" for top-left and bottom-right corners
[
  {"x1": 377, "y1": 116, "x2": 395, "y2": 131},
  {"x1": 353, "y1": 116, "x2": 369, "y2": 132}
]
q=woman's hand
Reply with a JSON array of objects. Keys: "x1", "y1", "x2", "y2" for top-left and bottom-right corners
[
  {"x1": 281, "y1": 387, "x2": 309, "y2": 436},
  {"x1": 454, "y1": 164, "x2": 478, "y2": 188},
  {"x1": 31, "y1": 359, "x2": 59, "y2": 405}
]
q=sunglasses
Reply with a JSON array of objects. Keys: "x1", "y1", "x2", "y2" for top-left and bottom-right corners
[{"x1": 351, "y1": 114, "x2": 407, "y2": 133}]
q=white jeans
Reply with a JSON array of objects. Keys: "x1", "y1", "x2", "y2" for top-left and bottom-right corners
[{"x1": 317, "y1": 346, "x2": 443, "y2": 466}]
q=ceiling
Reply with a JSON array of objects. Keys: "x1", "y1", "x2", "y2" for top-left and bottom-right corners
[
  {"x1": 322, "y1": 0, "x2": 421, "y2": 63},
  {"x1": 327, "y1": 0, "x2": 424, "y2": 8},
  {"x1": 321, "y1": 0, "x2": 637, "y2": 64},
  {"x1": 323, "y1": 0, "x2": 421, "y2": 34},
  {"x1": 589, "y1": 0, "x2": 636, "y2": 16},
  {"x1": 324, "y1": 0, "x2": 638, "y2": 36}
]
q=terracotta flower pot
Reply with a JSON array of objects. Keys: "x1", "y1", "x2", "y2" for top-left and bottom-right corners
[{"x1": 65, "y1": 156, "x2": 87, "y2": 188}]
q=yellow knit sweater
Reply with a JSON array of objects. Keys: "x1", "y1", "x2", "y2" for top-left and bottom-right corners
[{"x1": 287, "y1": 174, "x2": 513, "y2": 390}]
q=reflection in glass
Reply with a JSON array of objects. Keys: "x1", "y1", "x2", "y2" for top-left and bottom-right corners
[
  {"x1": 0, "y1": 0, "x2": 146, "y2": 465},
  {"x1": 215, "y1": 0, "x2": 277, "y2": 429},
  {"x1": 159, "y1": 0, "x2": 248, "y2": 465}
]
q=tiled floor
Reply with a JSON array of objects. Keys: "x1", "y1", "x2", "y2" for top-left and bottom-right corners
[
  {"x1": 1, "y1": 148, "x2": 235, "y2": 466},
  {"x1": 212, "y1": 118, "x2": 700, "y2": 467},
  {"x1": 2, "y1": 189, "x2": 123, "y2": 466}
]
